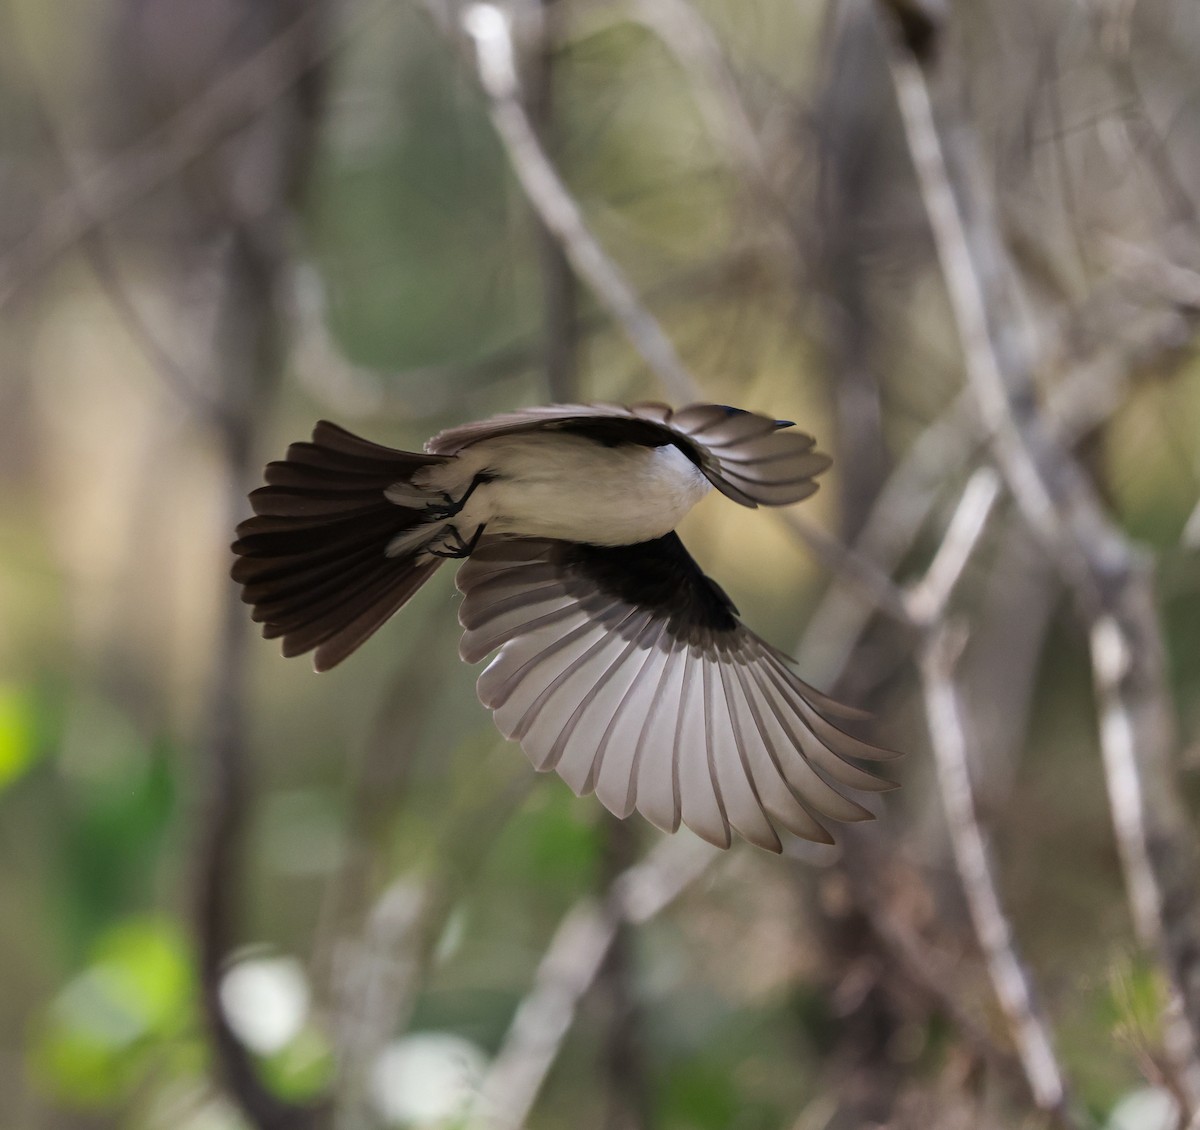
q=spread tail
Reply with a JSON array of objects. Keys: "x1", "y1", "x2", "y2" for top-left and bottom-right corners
[{"x1": 231, "y1": 420, "x2": 450, "y2": 671}]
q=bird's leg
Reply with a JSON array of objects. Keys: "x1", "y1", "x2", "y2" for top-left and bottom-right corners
[
  {"x1": 427, "y1": 522, "x2": 488, "y2": 559},
  {"x1": 460, "y1": 521, "x2": 488, "y2": 556},
  {"x1": 423, "y1": 472, "x2": 494, "y2": 521}
]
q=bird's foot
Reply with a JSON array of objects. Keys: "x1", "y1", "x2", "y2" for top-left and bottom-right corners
[
  {"x1": 423, "y1": 492, "x2": 461, "y2": 521},
  {"x1": 427, "y1": 522, "x2": 488, "y2": 559},
  {"x1": 421, "y1": 471, "x2": 494, "y2": 521}
]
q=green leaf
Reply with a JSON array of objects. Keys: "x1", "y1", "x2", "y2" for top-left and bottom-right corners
[
  {"x1": 87, "y1": 915, "x2": 195, "y2": 1035},
  {"x1": 27, "y1": 915, "x2": 196, "y2": 1108},
  {"x1": 260, "y1": 1025, "x2": 335, "y2": 1102},
  {"x1": 661, "y1": 1056, "x2": 740, "y2": 1130},
  {"x1": 0, "y1": 683, "x2": 40, "y2": 790},
  {"x1": 497, "y1": 787, "x2": 602, "y2": 893}
]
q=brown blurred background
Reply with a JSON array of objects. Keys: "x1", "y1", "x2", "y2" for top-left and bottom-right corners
[{"x1": 1, "y1": 0, "x2": 1199, "y2": 1127}]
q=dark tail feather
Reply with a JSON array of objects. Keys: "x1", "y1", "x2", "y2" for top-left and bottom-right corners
[{"x1": 232, "y1": 420, "x2": 447, "y2": 671}]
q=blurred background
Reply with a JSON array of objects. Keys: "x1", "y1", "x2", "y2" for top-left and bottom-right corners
[{"x1": 1, "y1": 0, "x2": 1199, "y2": 1127}]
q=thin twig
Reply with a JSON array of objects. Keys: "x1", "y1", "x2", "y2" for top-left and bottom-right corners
[
  {"x1": 525, "y1": 0, "x2": 580, "y2": 402},
  {"x1": 467, "y1": 837, "x2": 717, "y2": 1130},
  {"x1": 905, "y1": 467, "x2": 1001, "y2": 625},
  {"x1": 1103, "y1": 238, "x2": 1200, "y2": 311},
  {"x1": 3, "y1": 5, "x2": 232, "y2": 428},
  {"x1": 795, "y1": 302, "x2": 1190, "y2": 684},
  {"x1": 1090, "y1": 618, "x2": 1160, "y2": 947},
  {"x1": 458, "y1": 2, "x2": 701, "y2": 403},
  {"x1": 895, "y1": 450, "x2": 1074, "y2": 1117},
  {"x1": 920, "y1": 626, "x2": 1076, "y2": 1120},
  {"x1": 779, "y1": 511, "x2": 918, "y2": 628},
  {"x1": 887, "y1": 48, "x2": 1092, "y2": 595},
  {"x1": 860, "y1": 886, "x2": 1077, "y2": 1118},
  {"x1": 196, "y1": 230, "x2": 325, "y2": 1130},
  {"x1": 328, "y1": 767, "x2": 535, "y2": 1127}
]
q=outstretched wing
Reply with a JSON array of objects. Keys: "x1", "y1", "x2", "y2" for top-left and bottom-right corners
[
  {"x1": 456, "y1": 534, "x2": 898, "y2": 852},
  {"x1": 427, "y1": 402, "x2": 832, "y2": 508}
]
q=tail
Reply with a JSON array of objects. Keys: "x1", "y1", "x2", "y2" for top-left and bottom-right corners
[{"x1": 231, "y1": 420, "x2": 450, "y2": 672}]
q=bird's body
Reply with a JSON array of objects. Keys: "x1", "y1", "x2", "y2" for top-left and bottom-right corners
[
  {"x1": 400, "y1": 433, "x2": 711, "y2": 548},
  {"x1": 232, "y1": 402, "x2": 899, "y2": 853}
]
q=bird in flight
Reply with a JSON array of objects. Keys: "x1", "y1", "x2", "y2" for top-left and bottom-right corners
[{"x1": 231, "y1": 402, "x2": 898, "y2": 852}]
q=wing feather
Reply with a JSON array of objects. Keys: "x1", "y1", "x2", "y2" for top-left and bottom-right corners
[
  {"x1": 534, "y1": 613, "x2": 653, "y2": 775},
  {"x1": 726, "y1": 664, "x2": 835, "y2": 844},
  {"x1": 713, "y1": 659, "x2": 782, "y2": 852},
  {"x1": 477, "y1": 613, "x2": 592, "y2": 711},
  {"x1": 744, "y1": 667, "x2": 876, "y2": 823},
  {"x1": 456, "y1": 534, "x2": 900, "y2": 851},
  {"x1": 459, "y1": 594, "x2": 579, "y2": 663},
  {"x1": 576, "y1": 618, "x2": 672, "y2": 806},
  {"x1": 631, "y1": 642, "x2": 688, "y2": 835},
  {"x1": 687, "y1": 412, "x2": 779, "y2": 445},
  {"x1": 662, "y1": 646, "x2": 726, "y2": 847},
  {"x1": 506, "y1": 609, "x2": 640, "y2": 760}
]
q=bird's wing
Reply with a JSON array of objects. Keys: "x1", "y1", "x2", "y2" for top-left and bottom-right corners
[
  {"x1": 427, "y1": 402, "x2": 832, "y2": 508},
  {"x1": 456, "y1": 534, "x2": 899, "y2": 852}
]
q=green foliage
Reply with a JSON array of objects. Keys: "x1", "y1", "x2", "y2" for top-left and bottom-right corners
[
  {"x1": 259, "y1": 1024, "x2": 335, "y2": 1103},
  {"x1": 28, "y1": 915, "x2": 196, "y2": 1108},
  {"x1": 55, "y1": 705, "x2": 176, "y2": 955},
  {"x1": 0, "y1": 683, "x2": 42, "y2": 791},
  {"x1": 659, "y1": 1051, "x2": 782, "y2": 1130},
  {"x1": 491, "y1": 786, "x2": 604, "y2": 895}
]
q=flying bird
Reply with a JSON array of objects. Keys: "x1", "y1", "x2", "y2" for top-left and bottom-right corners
[{"x1": 231, "y1": 402, "x2": 898, "y2": 852}]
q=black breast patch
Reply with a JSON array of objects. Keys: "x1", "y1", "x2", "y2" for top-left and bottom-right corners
[{"x1": 558, "y1": 532, "x2": 739, "y2": 642}]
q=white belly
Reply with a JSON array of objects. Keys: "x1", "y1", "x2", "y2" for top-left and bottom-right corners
[{"x1": 432, "y1": 433, "x2": 711, "y2": 546}]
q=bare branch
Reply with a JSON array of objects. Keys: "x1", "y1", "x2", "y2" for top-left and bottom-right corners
[
  {"x1": 524, "y1": 0, "x2": 581, "y2": 402},
  {"x1": 881, "y1": 7, "x2": 1200, "y2": 1103},
  {"x1": 886, "y1": 47, "x2": 1093, "y2": 594},
  {"x1": 905, "y1": 467, "x2": 1001, "y2": 625},
  {"x1": 796, "y1": 301, "x2": 1191, "y2": 685},
  {"x1": 1103, "y1": 238, "x2": 1200, "y2": 311},
  {"x1": 194, "y1": 229, "x2": 326, "y2": 1130},
  {"x1": 1090, "y1": 617, "x2": 1161, "y2": 948},
  {"x1": 778, "y1": 511, "x2": 919, "y2": 628},
  {"x1": 870, "y1": 444, "x2": 1074, "y2": 1118},
  {"x1": 920, "y1": 625, "x2": 1076, "y2": 1119},
  {"x1": 467, "y1": 837, "x2": 717, "y2": 1130},
  {"x1": 458, "y1": 2, "x2": 701, "y2": 404}
]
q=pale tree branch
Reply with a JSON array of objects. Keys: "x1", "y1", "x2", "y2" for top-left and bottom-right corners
[
  {"x1": 793, "y1": 459, "x2": 1089, "y2": 1127},
  {"x1": 904, "y1": 467, "x2": 1001, "y2": 626},
  {"x1": 904, "y1": 459, "x2": 1077, "y2": 1121},
  {"x1": 525, "y1": 0, "x2": 581, "y2": 403},
  {"x1": 795, "y1": 297, "x2": 1189, "y2": 686},
  {"x1": 881, "y1": 7, "x2": 1200, "y2": 1106},
  {"x1": 467, "y1": 837, "x2": 717, "y2": 1130},
  {"x1": 920, "y1": 624, "x2": 1076, "y2": 1121},
  {"x1": 458, "y1": 2, "x2": 702, "y2": 404}
]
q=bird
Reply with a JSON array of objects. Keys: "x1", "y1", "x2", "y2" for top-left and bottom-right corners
[{"x1": 231, "y1": 402, "x2": 899, "y2": 853}]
